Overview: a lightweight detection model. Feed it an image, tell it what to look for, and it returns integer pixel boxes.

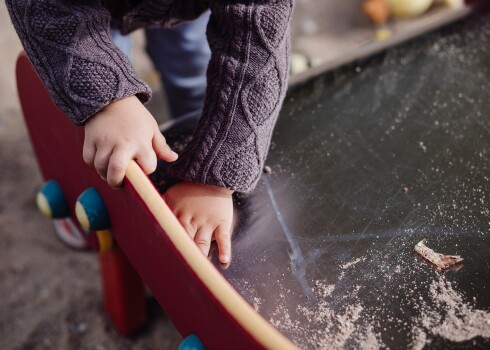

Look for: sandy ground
[0,3,182,349]
[0,1,467,349]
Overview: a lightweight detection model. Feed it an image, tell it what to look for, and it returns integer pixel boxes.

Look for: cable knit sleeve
[6,0,152,125]
[168,0,293,194]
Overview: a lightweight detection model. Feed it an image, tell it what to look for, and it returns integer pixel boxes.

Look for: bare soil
[0,3,182,349]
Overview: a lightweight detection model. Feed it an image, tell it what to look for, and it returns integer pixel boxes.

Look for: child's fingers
[135,148,157,175]
[82,141,96,167]
[214,224,231,264]
[93,146,114,180]
[153,132,178,162]
[194,227,213,257]
[106,147,131,188]
[181,220,197,239]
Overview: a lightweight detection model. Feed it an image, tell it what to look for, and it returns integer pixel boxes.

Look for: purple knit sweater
[6,0,292,193]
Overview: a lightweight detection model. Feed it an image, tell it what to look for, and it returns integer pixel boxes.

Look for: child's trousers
[110,11,211,119]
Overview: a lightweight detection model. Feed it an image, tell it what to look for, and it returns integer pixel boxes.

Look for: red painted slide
[16,52,296,350]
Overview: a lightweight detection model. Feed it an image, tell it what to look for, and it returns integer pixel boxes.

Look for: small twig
[414,239,463,271]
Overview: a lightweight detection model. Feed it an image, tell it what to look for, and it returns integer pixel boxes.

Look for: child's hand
[163,182,234,264]
[83,95,178,187]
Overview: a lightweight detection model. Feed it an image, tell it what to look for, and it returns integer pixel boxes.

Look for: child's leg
[145,11,211,119]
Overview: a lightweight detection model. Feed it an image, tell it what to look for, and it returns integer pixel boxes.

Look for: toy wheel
[53,218,88,250]
[178,335,205,350]
[75,187,111,231]
[36,180,70,219]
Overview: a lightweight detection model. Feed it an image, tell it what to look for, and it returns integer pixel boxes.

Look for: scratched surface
[154,12,490,350]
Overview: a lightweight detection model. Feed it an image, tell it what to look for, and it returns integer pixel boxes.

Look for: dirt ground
[0,1,466,349]
[0,3,179,350]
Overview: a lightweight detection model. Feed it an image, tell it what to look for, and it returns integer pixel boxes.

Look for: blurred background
[0,1,472,349]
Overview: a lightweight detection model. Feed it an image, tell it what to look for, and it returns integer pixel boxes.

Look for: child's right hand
[83,95,178,187]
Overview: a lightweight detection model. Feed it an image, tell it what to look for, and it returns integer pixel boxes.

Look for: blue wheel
[36,180,70,219]
[75,187,111,231]
[178,335,205,350]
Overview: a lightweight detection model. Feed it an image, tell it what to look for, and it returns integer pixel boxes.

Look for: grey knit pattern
[6,0,293,193]
[6,0,152,125]
[168,0,292,193]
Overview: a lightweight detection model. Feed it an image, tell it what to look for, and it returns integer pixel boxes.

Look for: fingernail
[168,150,178,159]
[221,255,229,263]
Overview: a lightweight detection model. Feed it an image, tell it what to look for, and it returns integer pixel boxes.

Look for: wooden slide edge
[125,161,297,350]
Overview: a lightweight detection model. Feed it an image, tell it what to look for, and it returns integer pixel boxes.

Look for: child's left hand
[163,182,234,264]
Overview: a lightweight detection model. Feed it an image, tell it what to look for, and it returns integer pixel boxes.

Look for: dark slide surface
[155,12,490,349]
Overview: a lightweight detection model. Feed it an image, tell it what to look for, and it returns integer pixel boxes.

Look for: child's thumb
[153,132,178,162]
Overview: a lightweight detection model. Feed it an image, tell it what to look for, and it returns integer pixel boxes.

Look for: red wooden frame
[16,53,296,349]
